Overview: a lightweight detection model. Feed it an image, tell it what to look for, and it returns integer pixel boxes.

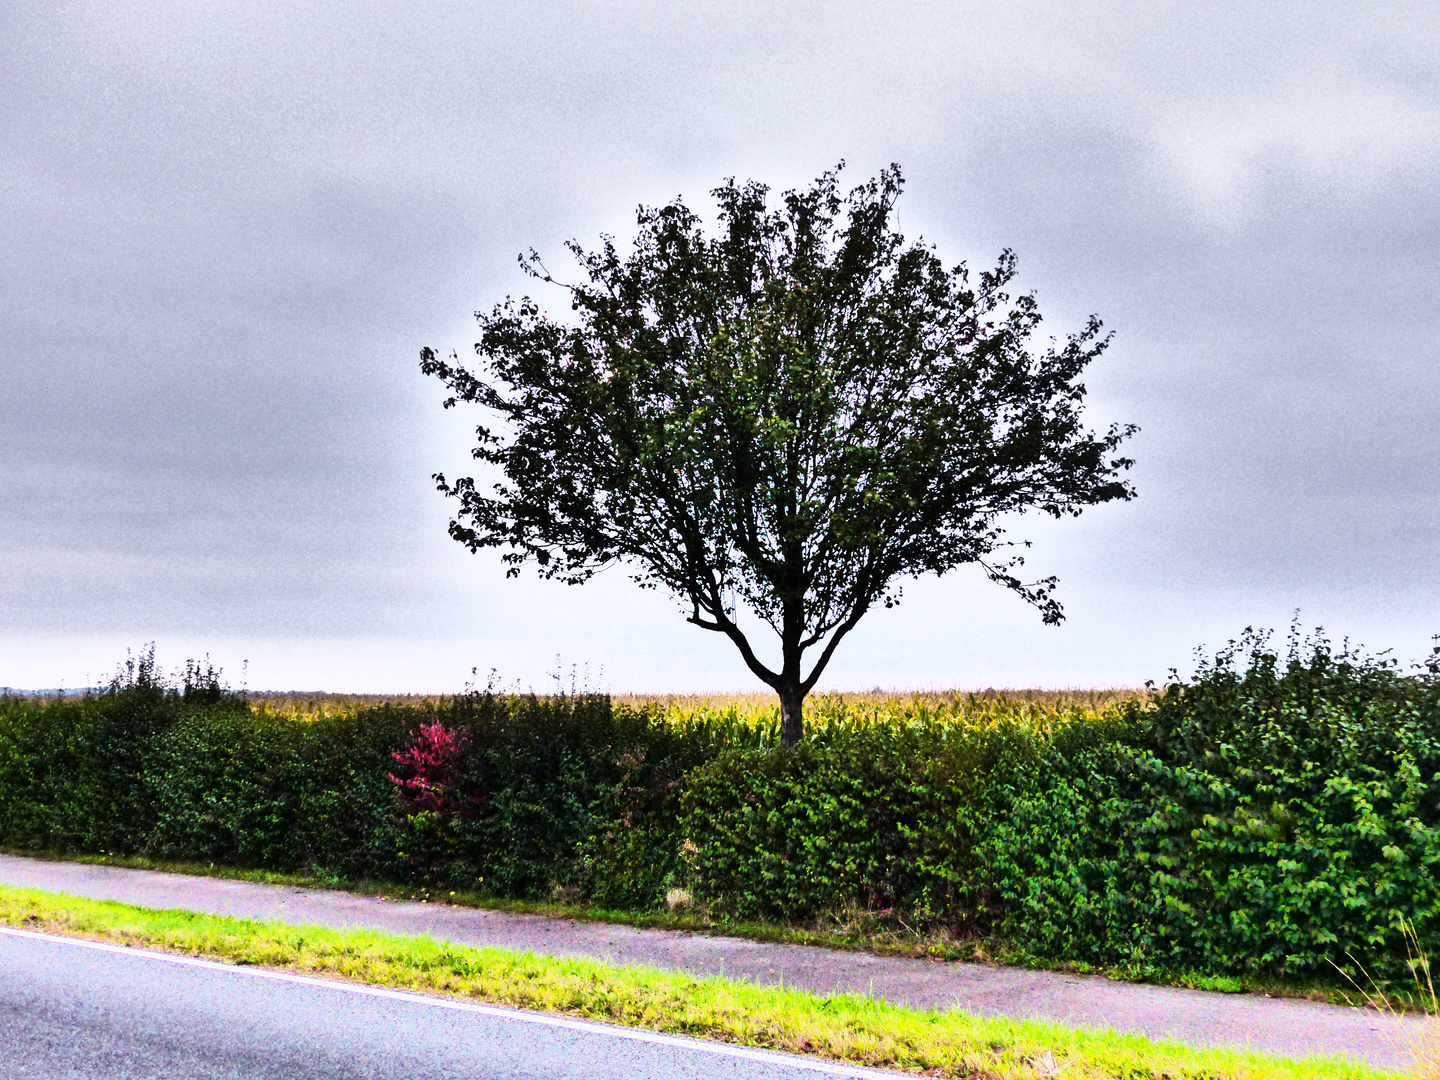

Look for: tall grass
[1338,922,1440,1079]
[247,692,440,720]
[612,688,1143,750]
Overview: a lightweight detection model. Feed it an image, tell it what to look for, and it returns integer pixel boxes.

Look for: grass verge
[5,846,1412,1012]
[0,883,1403,1080]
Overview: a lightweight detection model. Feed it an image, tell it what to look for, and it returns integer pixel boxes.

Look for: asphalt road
[0,926,898,1080]
[0,854,1422,1071]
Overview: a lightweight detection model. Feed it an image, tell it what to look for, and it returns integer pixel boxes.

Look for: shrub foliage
[1,630,1436,979]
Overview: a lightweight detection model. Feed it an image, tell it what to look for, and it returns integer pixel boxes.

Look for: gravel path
[0,854,1420,1071]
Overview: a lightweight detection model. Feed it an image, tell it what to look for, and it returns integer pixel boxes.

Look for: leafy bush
[1109,631,1440,976]
[679,632,1440,979]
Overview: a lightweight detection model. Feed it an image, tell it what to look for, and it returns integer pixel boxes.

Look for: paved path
[0,926,891,1079]
[0,854,1420,1071]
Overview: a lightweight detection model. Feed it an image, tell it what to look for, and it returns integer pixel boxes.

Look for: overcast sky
[3,1,1437,693]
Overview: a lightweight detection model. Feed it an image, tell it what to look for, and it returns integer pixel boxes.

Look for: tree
[421,165,1137,745]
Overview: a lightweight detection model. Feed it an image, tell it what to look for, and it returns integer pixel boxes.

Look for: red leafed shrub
[388,718,484,820]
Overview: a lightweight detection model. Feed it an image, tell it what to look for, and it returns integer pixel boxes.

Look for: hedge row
[1,632,1437,979]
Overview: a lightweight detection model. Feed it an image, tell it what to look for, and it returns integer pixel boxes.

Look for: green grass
[9,846,1409,1012]
[0,883,1402,1080]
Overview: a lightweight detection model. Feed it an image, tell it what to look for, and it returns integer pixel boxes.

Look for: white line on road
[0,925,902,1078]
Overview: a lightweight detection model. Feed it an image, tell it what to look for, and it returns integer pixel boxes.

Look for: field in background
[246,687,1145,721]
[10,684,1146,718]
[244,691,436,718]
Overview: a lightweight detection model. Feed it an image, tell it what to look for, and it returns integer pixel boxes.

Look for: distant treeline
[1,688,105,698]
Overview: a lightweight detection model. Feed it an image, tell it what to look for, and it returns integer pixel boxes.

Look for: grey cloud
[3,0,1437,687]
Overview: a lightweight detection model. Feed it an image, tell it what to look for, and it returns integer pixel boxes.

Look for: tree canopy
[422,165,1136,743]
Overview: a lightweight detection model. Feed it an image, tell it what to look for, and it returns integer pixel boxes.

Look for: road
[0,854,1421,1071]
[0,926,897,1080]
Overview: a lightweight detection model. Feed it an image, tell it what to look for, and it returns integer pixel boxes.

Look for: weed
[1335,921,1440,1078]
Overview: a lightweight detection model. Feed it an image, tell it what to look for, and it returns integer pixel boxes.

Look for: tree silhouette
[422,165,1137,743]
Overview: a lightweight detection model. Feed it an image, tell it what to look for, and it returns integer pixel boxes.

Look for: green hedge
[1,632,1436,980]
[0,690,410,878]
[0,689,703,897]
[680,635,1440,978]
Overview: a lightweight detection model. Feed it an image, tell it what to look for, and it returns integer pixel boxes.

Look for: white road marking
[0,924,902,1078]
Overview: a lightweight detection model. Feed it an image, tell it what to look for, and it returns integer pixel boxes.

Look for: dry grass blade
[1333,921,1437,1078]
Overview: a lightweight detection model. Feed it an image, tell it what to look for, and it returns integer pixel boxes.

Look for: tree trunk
[778,682,805,747]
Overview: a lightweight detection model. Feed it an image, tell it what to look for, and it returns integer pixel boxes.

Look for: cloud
[2,0,1437,689]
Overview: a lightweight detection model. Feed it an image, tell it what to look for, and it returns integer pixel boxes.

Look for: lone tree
[422,165,1136,744]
